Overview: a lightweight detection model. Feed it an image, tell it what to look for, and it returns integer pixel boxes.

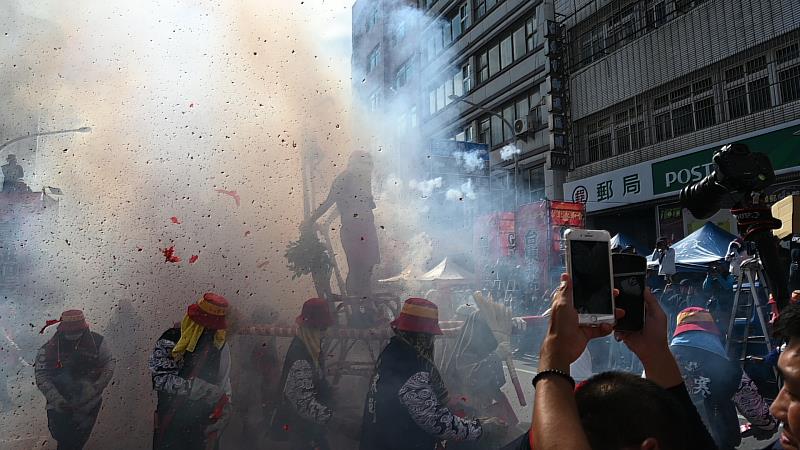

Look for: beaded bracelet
[532,369,575,389]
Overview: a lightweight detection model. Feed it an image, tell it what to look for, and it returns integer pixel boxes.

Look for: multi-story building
[559,0,800,246]
[352,0,566,216]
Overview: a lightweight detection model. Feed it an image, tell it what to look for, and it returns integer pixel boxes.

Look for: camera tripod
[725,255,776,361]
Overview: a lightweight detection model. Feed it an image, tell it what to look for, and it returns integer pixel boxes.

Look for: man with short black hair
[770,303,800,450]
[573,372,689,450]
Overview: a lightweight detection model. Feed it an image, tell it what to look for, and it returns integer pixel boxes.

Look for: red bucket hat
[674,307,720,337]
[187,293,229,330]
[296,298,334,329]
[57,309,89,333]
[391,298,442,335]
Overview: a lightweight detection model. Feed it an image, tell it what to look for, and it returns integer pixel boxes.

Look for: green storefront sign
[652,125,800,195]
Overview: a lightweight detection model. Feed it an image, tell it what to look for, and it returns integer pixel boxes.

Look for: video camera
[680,143,775,219]
[679,143,789,310]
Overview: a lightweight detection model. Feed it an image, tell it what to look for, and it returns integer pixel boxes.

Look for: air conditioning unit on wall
[514,118,528,135]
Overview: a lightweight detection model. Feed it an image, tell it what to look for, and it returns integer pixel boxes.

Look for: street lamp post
[0,127,92,154]
[449,95,520,210]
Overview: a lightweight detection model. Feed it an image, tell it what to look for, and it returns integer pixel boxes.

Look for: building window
[526,165,546,202]
[726,85,748,119]
[474,0,497,20]
[460,4,470,32]
[365,9,378,33]
[654,112,672,142]
[606,6,636,51]
[776,43,800,65]
[725,66,745,83]
[748,77,771,112]
[588,134,612,162]
[615,126,632,154]
[672,104,694,136]
[580,27,605,64]
[500,35,513,70]
[654,94,669,110]
[391,20,406,47]
[746,55,767,74]
[488,43,501,77]
[444,3,469,44]
[780,66,800,103]
[644,1,667,28]
[465,124,474,142]
[410,106,418,128]
[367,46,381,74]
[478,53,489,83]
[398,113,407,133]
[369,90,381,112]
[475,13,536,84]
[692,78,712,95]
[428,69,467,114]
[394,60,413,90]
[526,17,536,50]
[694,97,715,130]
[491,115,503,145]
[462,63,471,93]
[478,118,491,144]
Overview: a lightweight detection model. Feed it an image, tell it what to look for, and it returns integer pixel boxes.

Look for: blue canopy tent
[649,222,738,273]
[610,233,651,257]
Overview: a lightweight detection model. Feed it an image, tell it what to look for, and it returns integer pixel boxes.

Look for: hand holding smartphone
[565,229,615,326]
[612,253,647,332]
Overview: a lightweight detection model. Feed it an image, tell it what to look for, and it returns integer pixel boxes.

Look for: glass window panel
[513,26,527,60]
[491,114,503,146]
[516,97,529,121]
[500,36,513,69]
[672,104,694,136]
[727,85,748,119]
[488,44,500,76]
[453,71,463,97]
[748,77,771,112]
[780,66,800,103]
[503,105,515,140]
[694,97,716,130]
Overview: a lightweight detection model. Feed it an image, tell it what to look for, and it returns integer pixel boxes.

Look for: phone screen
[613,254,647,331]
[569,240,613,315]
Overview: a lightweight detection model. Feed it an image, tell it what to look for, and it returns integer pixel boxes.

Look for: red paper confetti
[189,255,199,264]
[215,189,241,207]
[282,424,290,432]
[170,216,181,224]
[162,246,181,263]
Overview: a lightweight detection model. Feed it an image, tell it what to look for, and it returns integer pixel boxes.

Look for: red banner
[515,202,549,294]
[549,201,585,227]
[549,201,585,253]
[473,212,516,266]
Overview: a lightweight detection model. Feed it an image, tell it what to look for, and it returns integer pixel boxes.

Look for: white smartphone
[564,229,615,326]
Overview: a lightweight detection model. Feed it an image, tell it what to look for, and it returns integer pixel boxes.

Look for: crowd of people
[24,230,800,449]
[27,273,795,450]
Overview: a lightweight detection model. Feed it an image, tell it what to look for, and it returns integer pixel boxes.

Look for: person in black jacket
[271,298,337,450]
[513,274,716,450]
[36,310,115,450]
[360,297,506,450]
[149,293,232,450]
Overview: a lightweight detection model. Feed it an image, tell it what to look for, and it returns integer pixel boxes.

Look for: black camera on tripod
[680,143,776,219]
[679,143,789,310]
